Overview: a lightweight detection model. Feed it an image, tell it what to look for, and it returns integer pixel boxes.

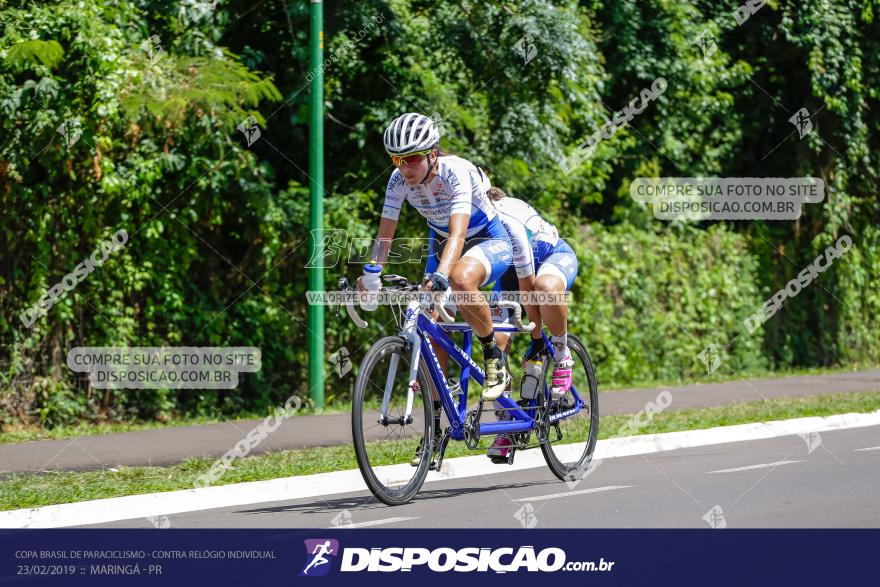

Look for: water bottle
[520,358,543,399]
[360,263,382,311]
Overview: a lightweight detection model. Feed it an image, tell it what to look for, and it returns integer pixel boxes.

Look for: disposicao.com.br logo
[300,540,614,575]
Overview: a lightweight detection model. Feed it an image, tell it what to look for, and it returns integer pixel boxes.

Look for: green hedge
[567,223,766,387]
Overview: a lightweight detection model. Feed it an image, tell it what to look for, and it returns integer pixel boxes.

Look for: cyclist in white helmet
[359,113,514,430]
[483,187,579,462]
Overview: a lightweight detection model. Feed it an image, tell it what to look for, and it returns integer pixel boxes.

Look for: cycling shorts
[425,215,513,287]
[490,239,577,323]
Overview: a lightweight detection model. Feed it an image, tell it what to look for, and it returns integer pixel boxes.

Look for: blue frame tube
[411,313,586,442]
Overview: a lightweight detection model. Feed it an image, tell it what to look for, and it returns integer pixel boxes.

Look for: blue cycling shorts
[493,238,578,293]
[425,216,513,287]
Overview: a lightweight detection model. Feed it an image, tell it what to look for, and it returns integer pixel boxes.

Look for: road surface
[84,424,880,528]
[3,369,878,476]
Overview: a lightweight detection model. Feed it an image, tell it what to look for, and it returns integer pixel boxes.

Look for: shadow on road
[236,478,555,518]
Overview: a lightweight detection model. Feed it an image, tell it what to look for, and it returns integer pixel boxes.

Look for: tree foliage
[0,0,877,427]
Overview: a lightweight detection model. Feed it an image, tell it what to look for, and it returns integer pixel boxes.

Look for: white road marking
[2,411,878,528]
[852,445,880,452]
[708,460,801,474]
[330,516,418,529]
[512,485,631,502]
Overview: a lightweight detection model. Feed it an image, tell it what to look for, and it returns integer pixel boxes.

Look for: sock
[550,332,569,361]
[526,336,546,361]
[477,332,501,360]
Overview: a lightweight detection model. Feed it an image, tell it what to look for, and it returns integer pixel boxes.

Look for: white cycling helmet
[383,113,440,155]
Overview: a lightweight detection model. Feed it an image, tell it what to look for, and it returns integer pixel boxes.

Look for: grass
[2,361,876,445]
[1,390,878,511]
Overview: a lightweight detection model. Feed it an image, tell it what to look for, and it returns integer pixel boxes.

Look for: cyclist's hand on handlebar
[422,271,450,292]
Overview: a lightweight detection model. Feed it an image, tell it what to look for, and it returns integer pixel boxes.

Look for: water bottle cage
[520,373,540,400]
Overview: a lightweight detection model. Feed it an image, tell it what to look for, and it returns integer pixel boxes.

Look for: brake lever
[336,276,368,328]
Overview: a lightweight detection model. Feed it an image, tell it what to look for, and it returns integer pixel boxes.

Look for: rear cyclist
[484,187,579,462]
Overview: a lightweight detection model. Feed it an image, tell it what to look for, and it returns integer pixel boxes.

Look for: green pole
[308,0,325,411]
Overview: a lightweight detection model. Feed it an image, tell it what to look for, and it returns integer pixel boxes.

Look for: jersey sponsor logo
[444,168,461,192]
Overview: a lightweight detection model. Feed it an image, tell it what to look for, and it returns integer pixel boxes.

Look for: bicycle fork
[378,304,422,426]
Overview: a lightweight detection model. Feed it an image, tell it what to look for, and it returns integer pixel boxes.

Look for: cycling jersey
[492,196,560,278]
[381,155,497,238]
[425,216,513,286]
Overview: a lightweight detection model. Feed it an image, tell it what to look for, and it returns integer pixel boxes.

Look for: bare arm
[370,217,398,265]
[357,218,397,291]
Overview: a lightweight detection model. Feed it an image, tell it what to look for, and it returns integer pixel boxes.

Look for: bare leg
[534,274,567,336]
[450,258,492,337]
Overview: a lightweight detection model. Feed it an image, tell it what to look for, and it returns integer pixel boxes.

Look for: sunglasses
[391,149,433,167]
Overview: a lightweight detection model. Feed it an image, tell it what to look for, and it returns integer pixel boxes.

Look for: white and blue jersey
[381,155,498,238]
[492,196,578,291]
[381,155,512,286]
[493,197,559,277]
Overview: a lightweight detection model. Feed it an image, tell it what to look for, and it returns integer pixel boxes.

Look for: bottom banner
[1,529,876,585]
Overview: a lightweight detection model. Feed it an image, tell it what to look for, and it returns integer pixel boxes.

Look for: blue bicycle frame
[408,307,586,441]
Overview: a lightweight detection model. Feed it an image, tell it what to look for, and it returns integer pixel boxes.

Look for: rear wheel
[352,336,434,505]
[539,334,599,483]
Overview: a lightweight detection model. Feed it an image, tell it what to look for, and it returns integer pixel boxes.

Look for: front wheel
[539,334,600,483]
[352,336,434,506]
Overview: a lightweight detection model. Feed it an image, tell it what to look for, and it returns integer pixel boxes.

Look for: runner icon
[303,540,335,575]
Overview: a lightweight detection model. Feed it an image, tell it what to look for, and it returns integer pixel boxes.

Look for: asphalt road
[3,369,879,476]
[85,424,880,529]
